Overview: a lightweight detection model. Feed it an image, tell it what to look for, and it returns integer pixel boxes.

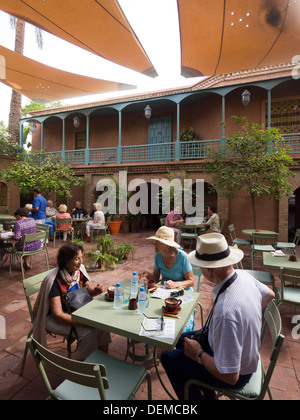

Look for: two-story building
[24,62,300,241]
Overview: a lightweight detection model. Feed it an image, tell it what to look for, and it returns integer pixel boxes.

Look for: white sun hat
[188,233,244,268]
[147,226,180,249]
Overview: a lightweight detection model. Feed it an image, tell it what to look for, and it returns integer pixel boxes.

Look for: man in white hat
[161,233,275,400]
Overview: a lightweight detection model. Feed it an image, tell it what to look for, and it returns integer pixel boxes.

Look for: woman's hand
[164,280,177,289]
[90,283,104,297]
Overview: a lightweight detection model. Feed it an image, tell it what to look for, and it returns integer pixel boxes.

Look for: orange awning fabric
[0,45,136,102]
[0,0,158,77]
[178,0,300,77]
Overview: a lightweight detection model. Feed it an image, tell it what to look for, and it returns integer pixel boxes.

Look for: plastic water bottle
[131,272,139,296]
[138,287,147,315]
[114,283,123,309]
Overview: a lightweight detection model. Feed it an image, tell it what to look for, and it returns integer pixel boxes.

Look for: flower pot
[109,221,122,235]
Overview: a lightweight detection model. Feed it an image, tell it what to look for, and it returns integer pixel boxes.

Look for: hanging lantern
[242,90,251,106]
[144,105,152,120]
[73,115,80,128]
[29,121,37,133]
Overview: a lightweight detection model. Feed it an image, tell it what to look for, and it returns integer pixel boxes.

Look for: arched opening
[288,188,300,241]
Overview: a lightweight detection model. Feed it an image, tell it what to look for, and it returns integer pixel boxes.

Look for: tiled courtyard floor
[0,230,299,400]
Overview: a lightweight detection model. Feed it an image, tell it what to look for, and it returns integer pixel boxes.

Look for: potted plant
[115,240,135,262]
[88,249,117,271]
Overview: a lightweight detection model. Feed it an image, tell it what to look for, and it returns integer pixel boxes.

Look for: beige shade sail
[0,0,158,77]
[0,45,136,102]
[178,0,300,77]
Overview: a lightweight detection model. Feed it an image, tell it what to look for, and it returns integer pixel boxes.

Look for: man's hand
[183,337,202,362]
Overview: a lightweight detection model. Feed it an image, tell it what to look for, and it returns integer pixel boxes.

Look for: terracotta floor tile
[0,231,299,400]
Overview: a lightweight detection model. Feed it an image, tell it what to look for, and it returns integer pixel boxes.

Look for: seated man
[44,200,58,240]
[71,201,88,219]
[161,233,275,400]
[165,206,184,243]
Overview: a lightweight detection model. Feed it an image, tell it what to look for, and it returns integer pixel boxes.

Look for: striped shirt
[208,270,270,376]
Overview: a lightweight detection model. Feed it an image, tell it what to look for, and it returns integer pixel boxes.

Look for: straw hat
[188,233,244,268]
[147,227,180,249]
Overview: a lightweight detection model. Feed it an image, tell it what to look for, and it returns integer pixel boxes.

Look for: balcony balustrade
[44,134,300,166]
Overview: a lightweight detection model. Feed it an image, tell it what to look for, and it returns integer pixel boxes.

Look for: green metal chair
[178,223,198,250]
[277,267,300,311]
[184,300,285,400]
[228,224,252,247]
[9,231,49,279]
[53,218,74,248]
[19,270,73,375]
[91,224,109,242]
[251,232,279,270]
[277,229,300,255]
[160,217,166,226]
[28,337,152,400]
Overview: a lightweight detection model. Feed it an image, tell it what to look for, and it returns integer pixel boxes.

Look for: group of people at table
[5,187,106,271]
[29,199,274,400]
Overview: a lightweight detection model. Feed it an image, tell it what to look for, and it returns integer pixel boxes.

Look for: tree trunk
[8,19,25,144]
[250,193,257,230]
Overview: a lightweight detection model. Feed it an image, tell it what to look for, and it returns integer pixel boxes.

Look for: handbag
[191,272,237,352]
[65,287,92,353]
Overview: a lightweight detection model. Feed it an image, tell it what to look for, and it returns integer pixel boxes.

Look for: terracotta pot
[109,221,122,235]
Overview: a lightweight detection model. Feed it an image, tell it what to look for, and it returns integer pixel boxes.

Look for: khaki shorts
[46,315,111,360]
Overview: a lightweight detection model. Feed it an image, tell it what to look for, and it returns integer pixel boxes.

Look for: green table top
[72,284,200,351]
[242,229,277,236]
[263,253,300,270]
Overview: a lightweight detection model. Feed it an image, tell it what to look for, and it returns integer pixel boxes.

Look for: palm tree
[8,17,43,143]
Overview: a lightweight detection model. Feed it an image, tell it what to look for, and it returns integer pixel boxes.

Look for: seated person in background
[141,227,194,289]
[199,205,220,233]
[71,201,88,219]
[141,226,195,332]
[24,204,33,218]
[165,206,184,243]
[33,243,111,360]
[44,200,58,240]
[85,203,105,242]
[55,204,73,242]
[14,208,41,271]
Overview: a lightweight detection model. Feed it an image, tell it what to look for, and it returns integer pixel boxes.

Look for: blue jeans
[161,330,252,400]
[44,220,55,236]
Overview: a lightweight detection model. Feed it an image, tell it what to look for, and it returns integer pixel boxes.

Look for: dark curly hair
[57,243,84,270]
[14,208,29,218]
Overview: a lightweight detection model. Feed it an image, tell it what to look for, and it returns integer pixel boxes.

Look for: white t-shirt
[208,270,270,376]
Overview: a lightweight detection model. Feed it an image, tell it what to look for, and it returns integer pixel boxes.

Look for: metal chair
[28,337,152,400]
[178,223,198,250]
[277,229,300,255]
[53,218,74,248]
[9,231,49,279]
[251,232,279,270]
[184,300,285,400]
[19,270,72,375]
[277,267,300,311]
[91,224,109,242]
[228,224,252,247]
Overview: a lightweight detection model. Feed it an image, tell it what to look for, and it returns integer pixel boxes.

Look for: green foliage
[21,100,65,117]
[0,151,86,199]
[201,117,295,228]
[179,127,199,142]
[0,121,21,157]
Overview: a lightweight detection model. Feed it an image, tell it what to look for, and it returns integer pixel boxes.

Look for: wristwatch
[197,351,205,365]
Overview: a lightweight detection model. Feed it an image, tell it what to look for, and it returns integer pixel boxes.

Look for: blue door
[148,116,172,161]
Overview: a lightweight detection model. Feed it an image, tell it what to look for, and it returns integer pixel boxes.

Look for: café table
[71,217,92,238]
[72,282,200,399]
[242,229,278,237]
[0,231,14,267]
[263,252,300,271]
[0,215,15,230]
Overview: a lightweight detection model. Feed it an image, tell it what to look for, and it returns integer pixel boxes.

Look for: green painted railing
[44,134,300,166]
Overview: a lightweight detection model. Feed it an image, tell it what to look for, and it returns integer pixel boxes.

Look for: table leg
[153,347,176,401]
